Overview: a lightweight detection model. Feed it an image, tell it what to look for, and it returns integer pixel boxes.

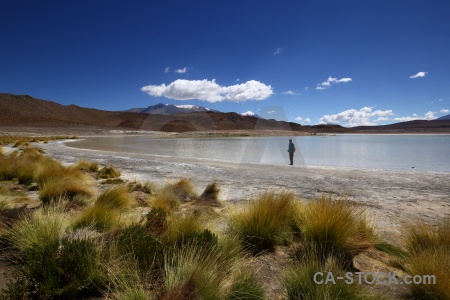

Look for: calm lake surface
[68,135,450,172]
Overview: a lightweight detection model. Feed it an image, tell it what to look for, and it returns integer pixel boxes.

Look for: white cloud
[267,110,276,114]
[409,71,427,79]
[164,67,170,73]
[316,76,352,90]
[295,117,302,121]
[274,48,283,55]
[175,67,188,74]
[304,87,309,91]
[440,108,449,113]
[303,118,311,124]
[318,107,394,127]
[141,79,273,103]
[438,99,444,102]
[393,111,437,122]
[282,90,299,95]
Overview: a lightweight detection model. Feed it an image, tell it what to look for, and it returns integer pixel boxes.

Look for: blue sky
[1,0,450,127]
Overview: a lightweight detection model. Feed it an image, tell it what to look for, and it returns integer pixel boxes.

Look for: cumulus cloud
[164,67,170,73]
[409,71,427,79]
[295,117,302,121]
[393,111,437,122]
[303,118,311,124]
[274,48,283,55]
[440,108,449,113]
[267,110,276,114]
[141,79,273,102]
[282,90,299,95]
[316,76,352,90]
[318,107,394,127]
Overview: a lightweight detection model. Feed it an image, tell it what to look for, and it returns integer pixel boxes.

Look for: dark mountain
[437,114,450,120]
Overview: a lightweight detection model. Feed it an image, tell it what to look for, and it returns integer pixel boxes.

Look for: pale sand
[40,138,450,245]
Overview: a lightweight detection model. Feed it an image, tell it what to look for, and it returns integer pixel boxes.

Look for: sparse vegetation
[0,135,448,299]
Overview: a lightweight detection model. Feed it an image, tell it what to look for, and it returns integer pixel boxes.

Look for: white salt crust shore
[40,138,450,245]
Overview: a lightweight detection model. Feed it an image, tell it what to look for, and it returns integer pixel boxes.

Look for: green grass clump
[6,206,68,254]
[98,165,121,179]
[3,237,104,299]
[403,218,450,299]
[162,243,240,300]
[146,207,169,236]
[225,270,266,300]
[230,189,298,255]
[283,255,376,300]
[295,194,375,266]
[115,224,164,274]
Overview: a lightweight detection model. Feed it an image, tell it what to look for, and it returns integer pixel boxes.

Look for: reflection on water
[68,135,450,172]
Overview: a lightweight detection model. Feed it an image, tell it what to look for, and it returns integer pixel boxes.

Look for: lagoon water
[68,134,450,172]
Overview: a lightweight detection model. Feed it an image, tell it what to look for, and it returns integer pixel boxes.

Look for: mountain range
[0,93,449,133]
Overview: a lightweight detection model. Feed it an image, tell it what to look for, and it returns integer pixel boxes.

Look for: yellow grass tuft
[161,178,198,202]
[403,218,450,299]
[74,159,99,172]
[98,165,121,179]
[230,189,298,255]
[296,194,375,266]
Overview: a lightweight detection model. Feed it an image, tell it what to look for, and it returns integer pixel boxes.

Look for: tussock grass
[0,145,4,156]
[96,186,133,210]
[295,194,375,266]
[98,165,121,179]
[229,189,298,255]
[115,223,164,274]
[75,159,99,172]
[162,243,240,300]
[225,270,266,300]
[152,189,181,211]
[73,203,121,231]
[38,164,95,204]
[283,254,378,300]
[195,181,222,207]
[6,205,68,254]
[72,186,132,231]
[161,178,198,202]
[403,218,450,299]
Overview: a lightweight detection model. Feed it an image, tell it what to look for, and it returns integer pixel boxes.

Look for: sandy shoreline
[38,138,450,245]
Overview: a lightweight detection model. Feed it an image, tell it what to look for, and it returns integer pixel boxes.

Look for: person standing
[288,139,295,165]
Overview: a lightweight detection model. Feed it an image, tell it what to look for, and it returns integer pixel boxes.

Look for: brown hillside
[0,93,148,127]
[0,94,312,133]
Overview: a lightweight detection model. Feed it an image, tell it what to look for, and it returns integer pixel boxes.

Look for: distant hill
[437,114,450,120]
[353,119,450,133]
[1,93,449,133]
